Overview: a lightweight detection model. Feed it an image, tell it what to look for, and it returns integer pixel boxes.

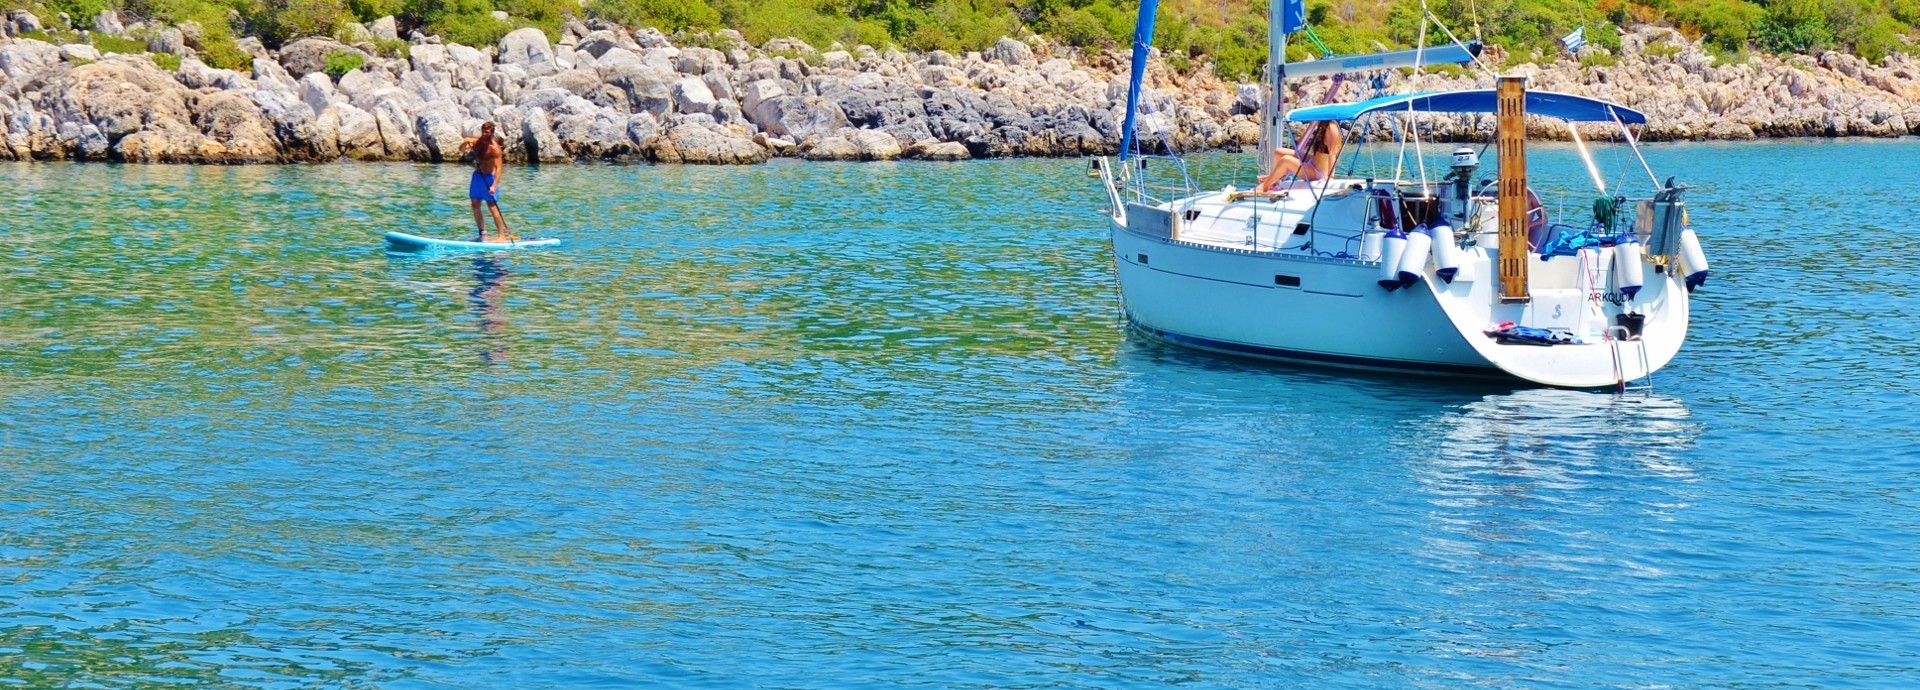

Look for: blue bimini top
[1288,89,1649,124]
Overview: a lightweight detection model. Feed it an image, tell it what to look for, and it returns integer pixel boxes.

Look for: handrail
[1118,153,1199,208]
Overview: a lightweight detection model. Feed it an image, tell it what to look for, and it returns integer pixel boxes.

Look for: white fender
[1397,225,1432,286]
[1613,236,1644,300]
[1431,223,1459,283]
[1359,230,1383,262]
[1679,227,1709,291]
[1377,228,1407,291]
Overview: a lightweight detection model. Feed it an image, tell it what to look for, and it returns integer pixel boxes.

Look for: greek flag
[1561,26,1586,53]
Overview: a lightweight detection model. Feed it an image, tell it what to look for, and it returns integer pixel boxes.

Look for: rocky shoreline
[2,11,1919,165]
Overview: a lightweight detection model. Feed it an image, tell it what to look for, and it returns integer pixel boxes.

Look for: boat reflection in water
[1110,338,1704,664]
[1423,387,1698,478]
[1110,336,1699,474]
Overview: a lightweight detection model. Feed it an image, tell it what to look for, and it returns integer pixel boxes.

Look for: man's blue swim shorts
[469,172,497,202]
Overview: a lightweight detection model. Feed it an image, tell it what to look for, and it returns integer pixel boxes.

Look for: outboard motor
[1643,177,1707,291]
[1446,146,1480,228]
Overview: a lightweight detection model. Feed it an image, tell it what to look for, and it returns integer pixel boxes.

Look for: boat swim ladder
[1606,326,1654,395]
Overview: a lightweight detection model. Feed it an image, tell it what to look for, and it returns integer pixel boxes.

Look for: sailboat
[1091,2,1710,389]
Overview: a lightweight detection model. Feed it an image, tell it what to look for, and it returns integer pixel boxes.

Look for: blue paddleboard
[385,231,562,251]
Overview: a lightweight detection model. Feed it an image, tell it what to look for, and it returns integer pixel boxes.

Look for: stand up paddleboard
[385,231,561,251]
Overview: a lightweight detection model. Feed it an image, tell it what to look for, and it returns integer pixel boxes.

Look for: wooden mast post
[1497,75,1530,303]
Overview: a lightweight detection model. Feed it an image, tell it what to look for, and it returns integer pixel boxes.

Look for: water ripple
[2,143,1918,687]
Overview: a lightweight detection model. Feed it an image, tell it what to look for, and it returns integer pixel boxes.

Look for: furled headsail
[1117,0,1161,161]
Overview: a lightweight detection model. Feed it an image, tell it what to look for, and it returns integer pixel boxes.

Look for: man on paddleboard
[458,122,514,242]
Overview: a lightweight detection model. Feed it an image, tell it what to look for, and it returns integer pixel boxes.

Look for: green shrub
[151,52,181,69]
[1707,44,1748,64]
[712,0,889,51]
[1837,13,1902,62]
[1756,0,1833,52]
[430,12,512,46]
[200,38,253,69]
[1043,5,1123,48]
[255,0,347,45]
[767,46,817,64]
[45,0,119,27]
[322,48,363,77]
[1892,0,1920,25]
[23,27,87,43]
[128,0,255,69]
[373,36,409,57]
[91,33,146,53]
[671,29,735,49]
[1644,39,1681,57]
[500,0,572,40]
[1580,49,1618,66]
[1670,0,1762,53]
[346,0,404,23]
[590,0,721,33]
[1385,0,1620,62]
[408,0,513,46]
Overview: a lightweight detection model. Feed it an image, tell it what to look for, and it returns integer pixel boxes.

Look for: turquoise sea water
[2,140,1917,687]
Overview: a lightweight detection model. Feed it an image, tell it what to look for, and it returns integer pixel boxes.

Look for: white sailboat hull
[1112,220,1501,376]
[1110,210,1691,387]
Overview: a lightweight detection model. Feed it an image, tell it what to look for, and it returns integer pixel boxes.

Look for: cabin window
[1137,253,1149,265]
[1275,274,1301,287]
[1292,223,1311,236]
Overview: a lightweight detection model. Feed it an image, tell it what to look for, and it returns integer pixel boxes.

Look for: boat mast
[1260,0,1288,176]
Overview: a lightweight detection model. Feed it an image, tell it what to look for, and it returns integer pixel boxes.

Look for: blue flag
[1283,0,1306,34]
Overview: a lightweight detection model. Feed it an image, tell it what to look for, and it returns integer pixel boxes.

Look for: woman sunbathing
[1254,122,1343,193]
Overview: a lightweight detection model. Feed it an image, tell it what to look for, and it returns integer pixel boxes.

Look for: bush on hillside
[254,0,347,46]
[1837,12,1903,61]
[409,0,513,45]
[1039,2,1128,48]
[709,0,893,51]
[1756,0,1833,51]
[346,0,405,22]
[896,0,1021,52]
[15,0,1907,78]
[499,0,570,39]
[91,33,145,53]
[323,48,364,77]
[1669,0,1763,53]
[589,0,720,33]
[373,36,409,56]
[128,0,255,69]
[42,0,119,27]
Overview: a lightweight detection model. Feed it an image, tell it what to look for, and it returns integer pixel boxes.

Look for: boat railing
[1115,153,1201,209]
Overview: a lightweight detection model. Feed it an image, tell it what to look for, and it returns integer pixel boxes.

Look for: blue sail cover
[1287,89,1649,124]
[1117,0,1159,160]
[1282,0,1305,33]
